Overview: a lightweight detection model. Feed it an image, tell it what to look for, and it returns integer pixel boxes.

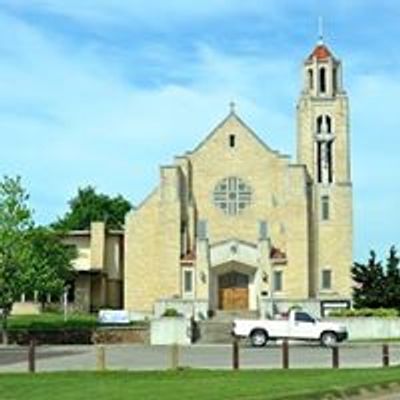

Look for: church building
[122,38,353,318]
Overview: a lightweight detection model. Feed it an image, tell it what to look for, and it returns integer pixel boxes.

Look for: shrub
[329,308,399,318]
[288,305,302,312]
[162,308,181,317]
[7,312,98,331]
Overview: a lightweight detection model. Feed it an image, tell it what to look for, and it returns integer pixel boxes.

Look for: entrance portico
[208,239,262,311]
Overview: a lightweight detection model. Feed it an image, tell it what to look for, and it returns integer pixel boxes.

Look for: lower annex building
[65,38,353,318]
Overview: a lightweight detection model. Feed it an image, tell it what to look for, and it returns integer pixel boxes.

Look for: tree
[0,176,33,343]
[383,246,400,309]
[23,227,76,308]
[52,186,132,231]
[352,247,400,310]
[352,250,386,309]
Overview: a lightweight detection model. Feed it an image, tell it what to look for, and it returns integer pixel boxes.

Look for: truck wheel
[250,329,268,347]
[320,332,337,347]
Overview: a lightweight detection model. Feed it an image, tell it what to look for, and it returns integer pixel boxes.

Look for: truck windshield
[295,312,315,323]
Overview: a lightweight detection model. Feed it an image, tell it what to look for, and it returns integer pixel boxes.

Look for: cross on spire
[318,16,324,45]
[229,101,236,114]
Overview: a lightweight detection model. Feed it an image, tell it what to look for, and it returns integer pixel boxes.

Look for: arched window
[319,67,326,93]
[316,115,323,134]
[326,116,332,133]
[316,115,332,134]
[333,68,338,92]
[308,69,313,90]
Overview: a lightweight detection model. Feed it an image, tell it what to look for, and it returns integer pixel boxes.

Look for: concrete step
[196,310,260,343]
[213,310,259,322]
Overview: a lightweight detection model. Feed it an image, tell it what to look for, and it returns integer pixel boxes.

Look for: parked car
[232,310,348,347]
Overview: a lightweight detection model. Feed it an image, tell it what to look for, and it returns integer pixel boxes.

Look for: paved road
[1,343,400,372]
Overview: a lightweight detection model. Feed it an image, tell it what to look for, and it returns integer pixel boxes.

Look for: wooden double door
[218,271,249,310]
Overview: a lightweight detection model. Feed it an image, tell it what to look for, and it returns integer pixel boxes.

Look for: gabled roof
[187,110,290,160]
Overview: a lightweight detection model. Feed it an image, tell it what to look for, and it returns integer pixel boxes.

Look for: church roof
[188,108,290,160]
[308,43,333,61]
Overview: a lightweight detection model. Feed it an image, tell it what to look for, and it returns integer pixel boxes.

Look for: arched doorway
[218,271,249,310]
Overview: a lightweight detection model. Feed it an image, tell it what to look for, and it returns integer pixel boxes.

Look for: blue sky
[0,1,399,261]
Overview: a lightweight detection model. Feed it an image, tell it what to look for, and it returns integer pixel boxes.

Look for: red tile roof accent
[180,250,196,265]
[308,44,332,60]
[270,246,287,260]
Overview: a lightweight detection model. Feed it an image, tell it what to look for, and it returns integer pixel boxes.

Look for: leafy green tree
[0,176,33,343]
[52,186,132,231]
[352,250,386,309]
[24,227,77,308]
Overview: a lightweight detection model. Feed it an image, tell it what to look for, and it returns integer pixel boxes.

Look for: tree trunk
[1,314,8,346]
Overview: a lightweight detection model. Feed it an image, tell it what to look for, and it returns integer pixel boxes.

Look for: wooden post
[96,345,106,371]
[170,343,179,370]
[232,337,239,370]
[332,346,339,369]
[282,339,289,369]
[28,338,36,373]
[383,344,390,367]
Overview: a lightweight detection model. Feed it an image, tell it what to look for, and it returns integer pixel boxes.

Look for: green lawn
[0,369,399,400]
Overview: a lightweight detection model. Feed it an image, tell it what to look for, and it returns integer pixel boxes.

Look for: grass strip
[0,368,399,400]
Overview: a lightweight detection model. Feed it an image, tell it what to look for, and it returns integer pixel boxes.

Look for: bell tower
[297,33,353,303]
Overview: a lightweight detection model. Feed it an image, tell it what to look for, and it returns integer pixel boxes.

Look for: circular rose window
[213,177,252,215]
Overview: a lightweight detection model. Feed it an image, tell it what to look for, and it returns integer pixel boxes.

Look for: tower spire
[318,16,324,45]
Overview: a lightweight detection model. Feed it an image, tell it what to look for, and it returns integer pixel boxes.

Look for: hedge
[329,308,399,318]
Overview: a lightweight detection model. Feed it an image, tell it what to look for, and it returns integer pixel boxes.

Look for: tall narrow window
[182,268,194,298]
[327,141,333,183]
[183,269,194,294]
[259,221,268,240]
[322,270,332,290]
[308,69,313,90]
[326,116,332,134]
[317,142,323,183]
[316,115,323,134]
[319,67,326,93]
[316,124,334,184]
[273,271,283,292]
[321,196,330,221]
[333,68,338,92]
[316,115,332,134]
[229,134,236,148]
[197,220,208,240]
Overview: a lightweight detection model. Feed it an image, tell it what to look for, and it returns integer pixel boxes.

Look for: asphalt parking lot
[1,342,400,372]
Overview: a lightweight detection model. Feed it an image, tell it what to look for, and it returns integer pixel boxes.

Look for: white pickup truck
[233,310,348,347]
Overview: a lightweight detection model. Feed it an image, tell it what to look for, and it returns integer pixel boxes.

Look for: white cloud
[0,3,399,260]
[0,10,297,224]
[0,0,285,28]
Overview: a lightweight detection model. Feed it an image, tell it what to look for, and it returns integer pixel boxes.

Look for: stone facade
[63,222,124,312]
[123,40,353,317]
[61,40,352,317]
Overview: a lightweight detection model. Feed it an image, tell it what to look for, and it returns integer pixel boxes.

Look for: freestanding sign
[98,310,130,325]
